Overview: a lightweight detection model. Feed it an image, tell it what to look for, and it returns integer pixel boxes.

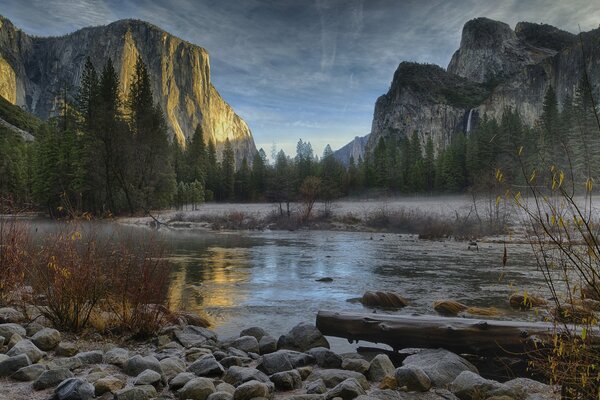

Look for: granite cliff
[0,16,256,162]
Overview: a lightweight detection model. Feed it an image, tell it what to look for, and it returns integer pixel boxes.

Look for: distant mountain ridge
[335,17,598,162]
[333,134,368,165]
[0,15,256,162]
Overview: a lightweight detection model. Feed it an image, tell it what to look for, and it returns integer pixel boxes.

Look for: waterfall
[466,108,474,133]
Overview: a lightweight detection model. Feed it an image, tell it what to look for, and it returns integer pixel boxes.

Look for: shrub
[0,216,30,306]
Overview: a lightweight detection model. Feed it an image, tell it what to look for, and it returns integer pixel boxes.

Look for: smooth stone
[258,335,277,355]
[221,356,251,368]
[94,375,125,395]
[270,369,302,390]
[7,339,45,362]
[33,368,74,390]
[277,322,329,352]
[223,366,271,386]
[160,356,186,380]
[341,358,370,374]
[297,365,314,379]
[257,350,315,375]
[25,322,45,337]
[503,378,554,396]
[307,369,369,390]
[0,307,24,323]
[307,347,342,368]
[306,378,327,394]
[56,341,79,357]
[7,333,23,349]
[216,382,236,394]
[170,371,197,389]
[54,377,95,400]
[188,354,225,376]
[31,327,61,351]
[134,368,162,386]
[48,356,83,371]
[402,349,478,387]
[325,378,366,399]
[208,391,234,400]
[104,347,129,366]
[123,354,162,376]
[114,385,158,400]
[240,327,267,341]
[288,396,326,400]
[76,350,104,365]
[0,353,31,376]
[11,363,47,381]
[368,354,395,382]
[0,323,26,343]
[395,366,431,392]
[233,380,270,400]
[231,336,260,354]
[451,371,514,400]
[178,377,216,400]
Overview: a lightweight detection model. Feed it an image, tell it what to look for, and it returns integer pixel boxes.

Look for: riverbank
[0,306,559,400]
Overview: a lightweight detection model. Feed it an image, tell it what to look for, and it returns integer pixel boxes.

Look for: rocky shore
[0,306,559,400]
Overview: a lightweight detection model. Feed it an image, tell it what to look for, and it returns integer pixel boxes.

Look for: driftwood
[316,310,589,356]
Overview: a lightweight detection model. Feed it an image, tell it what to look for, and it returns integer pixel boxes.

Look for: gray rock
[76,350,103,365]
[503,378,554,397]
[216,382,236,394]
[170,371,196,390]
[208,391,234,400]
[31,327,61,351]
[298,365,314,379]
[402,349,478,387]
[341,358,370,374]
[288,396,326,400]
[368,354,395,382]
[307,369,369,390]
[104,347,129,366]
[227,347,249,358]
[233,380,270,400]
[25,322,45,337]
[160,356,186,381]
[178,377,216,400]
[0,307,24,323]
[257,349,315,375]
[223,366,271,387]
[258,335,277,355]
[450,371,513,400]
[135,368,162,386]
[55,341,79,357]
[0,323,26,343]
[358,389,402,400]
[278,322,329,352]
[124,354,162,376]
[7,339,45,362]
[175,325,218,348]
[0,353,31,376]
[220,356,251,368]
[85,370,110,383]
[395,366,431,392]
[54,377,95,400]
[7,332,22,349]
[270,369,302,390]
[114,385,158,400]
[33,368,74,390]
[306,378,327,394]
[188,354,225,377]
[239,327,267,341]
[325,378,366,399]
[307,347,342,368]
[11,363,47,381]
[47,356,83,371]
[94,375,125,395]
[231,336,260,354]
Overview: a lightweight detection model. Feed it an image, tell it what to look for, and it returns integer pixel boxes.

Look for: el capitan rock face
[346,17,599,158]
[0,16,256,162]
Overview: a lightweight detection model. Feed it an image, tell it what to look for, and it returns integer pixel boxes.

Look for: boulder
[258,335,277,354]
[31,328,61,351]
[223,366,271,387]
[368,354,395,382]
[114,385,158,400]
[56,341,79,357]
[11,363,47,381]
[360,291,408,308]
[359,389,403,400]
[240,327,267,341]
[231,336,260,354]
[104,347,129,366]
[450,371,514,400]
[297,365,313,379]
[233,380,270,400]
[258,350,315,375]
[325,378,366,399]
[307,347,342,368]
[47,356,83,371]
[220,356,251,368]
[270,369,302,390]
[341,358,370,374]
[0,307,24,323]
[25,322,45,337]
[33,368,74,390]
[306,378,327,394]
[175,325,218,348]
[278,322,329,351]
[0,323,26,343]
[54,377,95,400]
[188,354,225,377]
[169,371,196,390]
[134,368,162,386]
[216,382,236,394]
[307,369,369,390]
[123,354,162,376]
[7,332,23,349]
[160,356,186,380]
[402,349,478,387]
[178,377,216,400]
[395,366,431,392]
[503,377,555,397]
[208,392,234,400]
[75,350,103,365]
[7,339,45,363]
[84,370,110,383]
[0,353,31,376]
[94,375,125,395]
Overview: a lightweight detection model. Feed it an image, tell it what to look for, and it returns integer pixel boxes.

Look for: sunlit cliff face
[0,56,16,104]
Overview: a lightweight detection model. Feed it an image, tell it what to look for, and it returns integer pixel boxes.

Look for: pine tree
[424,136,435,191]
[205,139,218,200]
[251,149,267,199]
[235,157,251,201]
[187,124,207,183]
[221,138,235,201]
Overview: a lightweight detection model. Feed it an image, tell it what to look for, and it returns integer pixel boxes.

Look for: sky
[2,0,600,157]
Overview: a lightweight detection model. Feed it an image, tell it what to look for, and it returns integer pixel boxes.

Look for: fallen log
[316,310,591,356]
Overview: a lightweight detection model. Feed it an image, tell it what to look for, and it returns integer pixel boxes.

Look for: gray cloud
[2,0,599,156]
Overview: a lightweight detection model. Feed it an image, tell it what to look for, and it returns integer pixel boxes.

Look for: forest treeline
[0,56,597,216]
